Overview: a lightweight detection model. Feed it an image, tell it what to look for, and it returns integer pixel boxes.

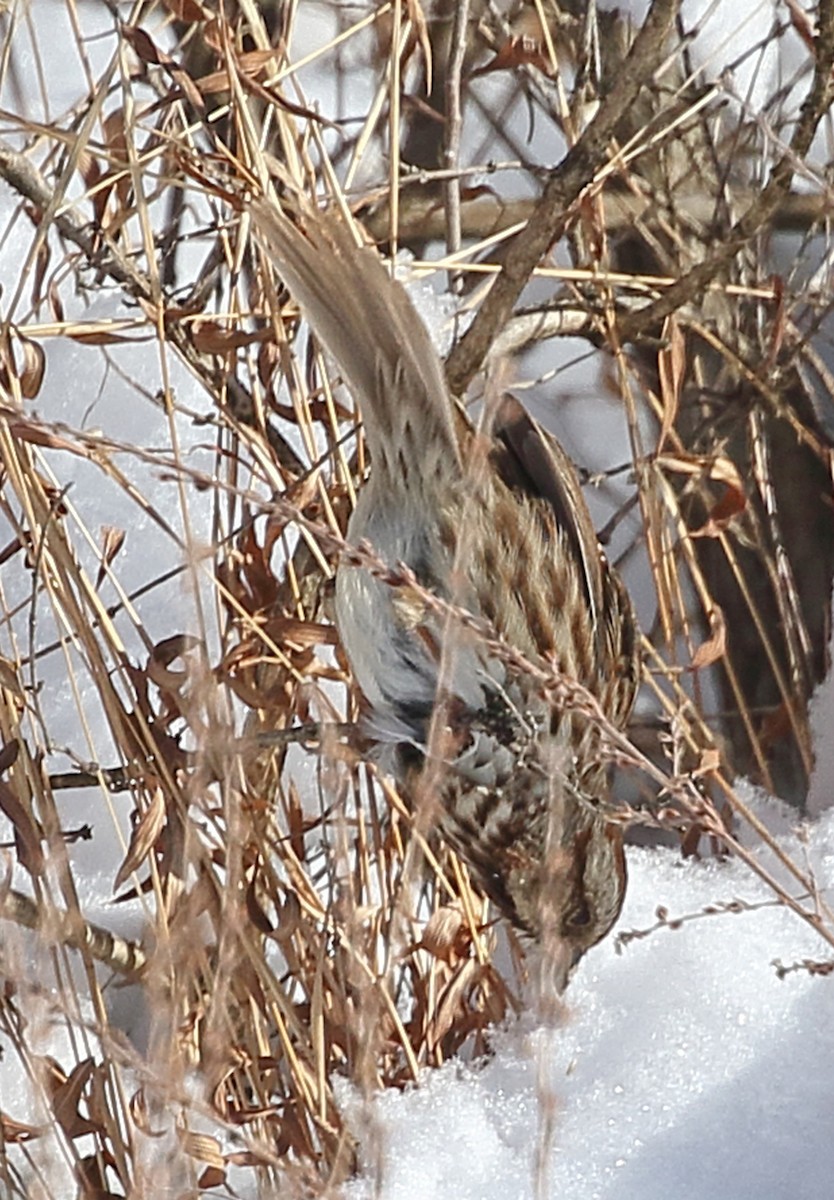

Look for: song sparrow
[252,199,639,983]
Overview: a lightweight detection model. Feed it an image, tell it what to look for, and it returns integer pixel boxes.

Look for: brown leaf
[195,49,280,96]
[429,959,482,1051]
[0,1112,43,1142]
[785,0,816,51]
[95,525,126,589]
[162,0,207,19]
[122,25,163,66]
[114,788,166,891]
[47,279,65,324]
[245,877,275,935]
[122,24,204,110]
[690,607,726,670]
[418,905,472,964]
[692,478,747,537]
[657,315,684,449]
[657,452,746,535]
[129,1088,167,1137]
[179,1130,224,1169]
[191,320,264,354]
[47,1058,99,1139]
[472,36,551,78]
[0,739,19,775]
[198,1165,227,1189]
[0,781,44,876]
[68,329,142,346]
[694,747,721,776]
[147,633,202,692]
[18,336,46,400]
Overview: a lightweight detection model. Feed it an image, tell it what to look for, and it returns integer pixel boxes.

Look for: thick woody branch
[0,885,147,978]
[618,3,834,341]
[362,188,829,247]
[443,0,680,395]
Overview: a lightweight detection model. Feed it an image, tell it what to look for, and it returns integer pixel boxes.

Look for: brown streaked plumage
[252,198,639,987]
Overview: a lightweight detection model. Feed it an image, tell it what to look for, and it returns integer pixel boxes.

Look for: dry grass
[0,1,832,1195]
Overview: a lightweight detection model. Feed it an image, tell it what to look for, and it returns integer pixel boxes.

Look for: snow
[342,806,834,1200]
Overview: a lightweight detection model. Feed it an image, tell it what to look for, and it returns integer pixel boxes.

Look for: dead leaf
[690,607,726,670]
[0,658,24,701]
[114,788,165,891]
[0,739,19,775]
[147,633,202,692]
[429,959,482,1051]
[657,315,684,449]
[68,329,143,346]
[0,1112,43,1142]
[122,25,163,67]
[785,0,816,50]
[657,452,746,535]
[472,36,551,77]
[191,320,264,354]
[198,1165,227,1189]
[162,0,208,19]
[179,1129,224,1169]
[0,781,44,876]
[45,1057,99,1139]
[96,525,125,589]
[691,478,747,537]
[195,49,280,96]
[18,336,46,399]
[418,905,472,964]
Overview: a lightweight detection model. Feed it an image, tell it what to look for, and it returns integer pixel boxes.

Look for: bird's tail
[250,198,461,488]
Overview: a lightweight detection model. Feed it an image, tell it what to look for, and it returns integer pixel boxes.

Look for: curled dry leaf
[68,327,144,346]
[0,780,44,877]
[245,876,275,935]
[129,1088,167,1138]
[178,1129,225,1169]
[101,109,131,220]
[0,738,19,775]
[690,606,726,670]
[428,959,484,1052]
[191,320,266,353]
[418,904,472,964]
[147,633,202,692]
[0,1113,43,1142]
[472,35,551,78]
[121,24,204,110]
[45,1057,99,1140]
[657,451,747,535]
[195,49,282,96]
[95,525,126,589]
[162,0,208,20]
[271,887,302,942]
[0,334,45,400]
[0,657,24,702]
[198,1165,228,1190]
[657,314,684,450]
[114,788,166,891]
[17,336,46,399]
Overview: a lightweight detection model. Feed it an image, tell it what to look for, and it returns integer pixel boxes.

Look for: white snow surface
[342,800,834,1200]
